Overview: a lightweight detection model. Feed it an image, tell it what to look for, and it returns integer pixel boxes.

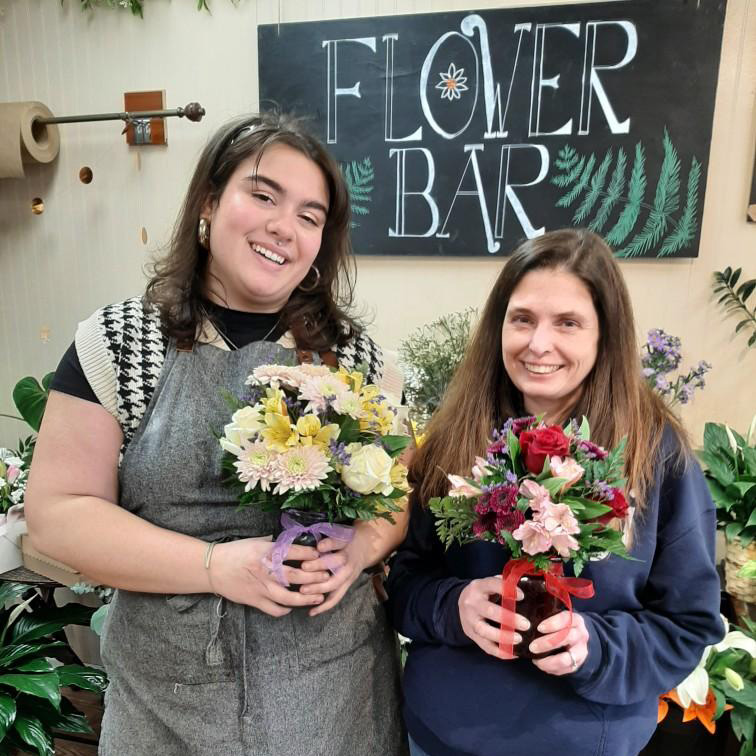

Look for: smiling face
[202,143,330,312]
[501,268,600,422]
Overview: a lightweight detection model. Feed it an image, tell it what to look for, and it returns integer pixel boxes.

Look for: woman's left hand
[297,532,370,616]
[528,610,589,676]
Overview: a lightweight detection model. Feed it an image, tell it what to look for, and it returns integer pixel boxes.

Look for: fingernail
[513,633,522,644]
[517,618,530,631]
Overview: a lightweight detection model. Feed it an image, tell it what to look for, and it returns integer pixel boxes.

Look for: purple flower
[328,440,352,466]
[474,483,524,542]
[577,440,608,460]
[591,480,613,500]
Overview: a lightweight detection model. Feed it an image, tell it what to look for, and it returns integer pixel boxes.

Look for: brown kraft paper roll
[0,101,60,178]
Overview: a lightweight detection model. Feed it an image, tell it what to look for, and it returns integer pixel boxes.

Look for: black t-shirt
[51,302,285,406]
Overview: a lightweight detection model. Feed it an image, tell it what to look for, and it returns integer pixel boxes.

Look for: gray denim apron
[99,338,406,756]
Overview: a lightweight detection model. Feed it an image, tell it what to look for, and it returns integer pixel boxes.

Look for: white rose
[220,406,264,456]
[341,444,394,496]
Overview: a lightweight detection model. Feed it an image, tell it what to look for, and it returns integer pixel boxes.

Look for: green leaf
[12,377,51,433]
[380,435,410,456]
[337,416,360,444]
[90,605,109,636]
[541,478,568,496]
[10,603,95,644]
[732,704,756,744]
[0,583,33,610]
[700,450,736,488]
[0,642,66,669]
[727,522,745,542]
[578,416,590,441]
[0,674,61,710]
[571,498,612,519]
[726,680,756,709]
[55,664,108,693]
[0,693,16,740]
[10,659,55,674]
[12,713,54,756]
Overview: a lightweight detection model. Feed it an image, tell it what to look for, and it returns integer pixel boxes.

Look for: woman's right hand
[458,576,528,659]
[208,537,331,616]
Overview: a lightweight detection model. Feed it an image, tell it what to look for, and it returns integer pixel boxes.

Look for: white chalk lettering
[383,34,423,142]
[388,147,440,237]
[322,37,377,144]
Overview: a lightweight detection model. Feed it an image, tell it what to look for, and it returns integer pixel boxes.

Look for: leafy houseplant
[699,419,756,546]
[0,582,108,755]
[699,418,756,616]
[713,268,756,349]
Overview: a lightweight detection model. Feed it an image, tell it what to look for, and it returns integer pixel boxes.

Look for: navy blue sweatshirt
[386,432,724,756]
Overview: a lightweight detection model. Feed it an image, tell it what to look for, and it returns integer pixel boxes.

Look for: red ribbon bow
[498,558,595,656]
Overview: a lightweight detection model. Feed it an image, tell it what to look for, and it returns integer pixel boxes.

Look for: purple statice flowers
[641,328,711,406]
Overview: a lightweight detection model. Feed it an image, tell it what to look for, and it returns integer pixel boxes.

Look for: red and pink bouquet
[430,416,632,656]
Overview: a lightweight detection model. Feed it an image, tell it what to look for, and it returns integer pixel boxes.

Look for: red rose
[598,489,629,524]
[518,425,571,475]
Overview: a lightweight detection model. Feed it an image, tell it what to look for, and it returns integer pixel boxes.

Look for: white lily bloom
[675,614,748,708]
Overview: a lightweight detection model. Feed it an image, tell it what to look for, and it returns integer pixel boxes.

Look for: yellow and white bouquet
[219,363,411,525]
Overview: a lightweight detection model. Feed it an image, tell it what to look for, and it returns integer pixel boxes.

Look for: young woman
[25,113,408,755]
[386,229,723,756]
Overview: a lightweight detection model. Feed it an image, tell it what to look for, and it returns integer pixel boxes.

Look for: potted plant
[0,581,108,755]
[656,614,756,756]
[699,418,756,617]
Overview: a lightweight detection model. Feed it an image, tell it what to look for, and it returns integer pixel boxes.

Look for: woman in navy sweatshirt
[386,229,723,756]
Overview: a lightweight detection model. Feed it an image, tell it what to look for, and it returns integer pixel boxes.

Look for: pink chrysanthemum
[272,446,332,495]
[235,441,276,492]
[473,483,524,542]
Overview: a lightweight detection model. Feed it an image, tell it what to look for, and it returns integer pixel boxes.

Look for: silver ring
[566,648,578,671]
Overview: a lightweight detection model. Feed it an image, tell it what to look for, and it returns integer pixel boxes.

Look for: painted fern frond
[554,145,579,172]
[589,148,627,233]
[551,151,586,188]
[342,157,374,228]
[657,157,702,257]
[557,154,596,208]
[574,149,613,223]
[605,143,646,247]
[617,129,681,257]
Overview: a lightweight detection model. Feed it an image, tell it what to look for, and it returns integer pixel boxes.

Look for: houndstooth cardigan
[74,297,403,450]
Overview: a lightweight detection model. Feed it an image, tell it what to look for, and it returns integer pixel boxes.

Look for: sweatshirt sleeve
[385,501,473,647]
[568,457,724,705]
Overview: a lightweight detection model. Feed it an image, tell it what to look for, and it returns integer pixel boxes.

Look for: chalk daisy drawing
[435,63,469,101]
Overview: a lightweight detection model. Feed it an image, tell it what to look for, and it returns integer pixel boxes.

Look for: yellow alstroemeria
[261,387,288,416]
[295,415,340,449]
[360,399,395,435]
[262,412,298,452]
[337,367,364,394]
[390,461,409,491]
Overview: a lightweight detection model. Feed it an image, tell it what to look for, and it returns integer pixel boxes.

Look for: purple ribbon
[265,513,354,586]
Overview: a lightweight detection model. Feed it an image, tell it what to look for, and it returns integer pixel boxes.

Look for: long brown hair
[411,229,688,514]
[144,111,358,350]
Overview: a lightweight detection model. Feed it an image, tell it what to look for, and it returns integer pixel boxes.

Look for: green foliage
[549,129,703,258]
[342,157,374,228]
[429,496,478,549]
[68,0,220,16]
[0,585,107,754]
[713,267,756,349]
[398,309,477,427]
[699,419,756,544]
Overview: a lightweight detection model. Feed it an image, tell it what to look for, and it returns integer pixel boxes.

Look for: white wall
[0,0,754,449]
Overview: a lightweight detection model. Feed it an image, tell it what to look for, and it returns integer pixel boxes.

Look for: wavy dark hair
[411,229,688,517]
[144,111,358,350]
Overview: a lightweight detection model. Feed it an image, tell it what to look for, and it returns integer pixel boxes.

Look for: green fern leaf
[574,149,613,223]
[557,154,596,208]
[605,143,646,247]
[551,154,586,188]
[657,156,701,257]
[589,148,627,233]
[617,129,681,257]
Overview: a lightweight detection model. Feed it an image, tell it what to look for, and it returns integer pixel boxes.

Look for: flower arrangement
[430,417,631,574]
[641,328,711,406]
[699,417,756,545]
[0,446,29,513]
[658,615,756,752]
[219,363,411,524]
[430,417,631,656]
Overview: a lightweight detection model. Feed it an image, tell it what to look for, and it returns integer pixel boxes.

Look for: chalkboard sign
[259,0,726,257]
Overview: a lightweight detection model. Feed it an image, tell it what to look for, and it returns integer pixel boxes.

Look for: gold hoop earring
[198,218,210,249]
[298,265,321,293]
